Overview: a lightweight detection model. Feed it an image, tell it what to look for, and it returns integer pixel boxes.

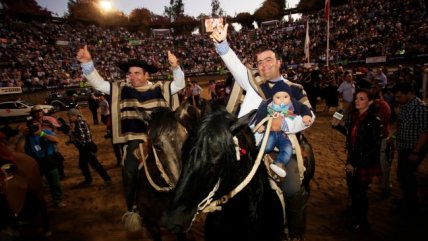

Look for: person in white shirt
[337,72,356,119]
[76,45,185,213]
[210,24,315,240]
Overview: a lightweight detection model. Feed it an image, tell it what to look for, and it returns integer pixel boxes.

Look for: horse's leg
[284,187,308,240]
[0,196,20,240]
[36,192,51,237]
[281,157,309,240]
[145,222,162,241]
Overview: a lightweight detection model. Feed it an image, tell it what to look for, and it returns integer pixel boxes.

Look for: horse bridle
[138,124,188,192]
[184,116,275,232]
[137,143,175,192]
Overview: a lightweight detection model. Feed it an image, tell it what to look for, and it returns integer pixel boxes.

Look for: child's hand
[302,115,312,126]
[257,125,265,133]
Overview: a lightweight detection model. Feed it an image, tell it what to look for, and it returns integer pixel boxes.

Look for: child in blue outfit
[255,81,313,177]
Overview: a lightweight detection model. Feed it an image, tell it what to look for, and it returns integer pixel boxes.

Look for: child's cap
[271,81,291,96]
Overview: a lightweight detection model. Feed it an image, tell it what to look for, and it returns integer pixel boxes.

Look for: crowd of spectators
[0,0,427,89]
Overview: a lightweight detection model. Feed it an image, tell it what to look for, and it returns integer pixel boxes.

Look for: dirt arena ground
[9,99,428,241]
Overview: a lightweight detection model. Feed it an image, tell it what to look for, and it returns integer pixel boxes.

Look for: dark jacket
[88,96,99,111]
[335,105,383,168]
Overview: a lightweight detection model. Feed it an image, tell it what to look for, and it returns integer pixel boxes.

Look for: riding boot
[113,143,122,166]
[123,141,141,212]
[123,167,138,212]
[285,187,308,239]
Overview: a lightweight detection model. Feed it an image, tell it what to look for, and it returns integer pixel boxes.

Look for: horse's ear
[134,107,151,126]
[200,100,212,116]
[230,110,255,135]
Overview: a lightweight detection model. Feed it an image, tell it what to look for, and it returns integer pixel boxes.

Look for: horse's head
[162,108,257,233]
[174,101,201,136]
[144,107,189,185]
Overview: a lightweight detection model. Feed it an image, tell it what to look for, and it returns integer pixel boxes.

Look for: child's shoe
[269,163,287,178]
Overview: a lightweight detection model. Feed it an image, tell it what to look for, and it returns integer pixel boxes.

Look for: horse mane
[189,107,236,183]
[147,107,179,141]
[174,102,200,135]
[164,108,284,240]
[189,108,268,219]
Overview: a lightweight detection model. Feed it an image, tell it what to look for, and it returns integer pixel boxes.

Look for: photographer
[24,119,66,208]
[31,105,66,179]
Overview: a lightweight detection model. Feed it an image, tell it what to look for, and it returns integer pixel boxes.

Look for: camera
[26,116,40,134]
[30,123,40,133]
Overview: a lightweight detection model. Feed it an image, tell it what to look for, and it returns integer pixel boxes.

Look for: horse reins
[138,144,175,192]
[140,124,188,192]
[189,115,294,233]
[195,116,273,214]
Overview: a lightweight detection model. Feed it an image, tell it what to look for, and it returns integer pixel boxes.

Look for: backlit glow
[99,1,112,12]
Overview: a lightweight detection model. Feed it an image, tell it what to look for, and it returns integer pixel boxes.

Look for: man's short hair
[255,46,280,61]
[392,82,414,94]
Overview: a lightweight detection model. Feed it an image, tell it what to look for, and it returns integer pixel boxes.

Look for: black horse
[129,105,199,241]
[162,108,284,241]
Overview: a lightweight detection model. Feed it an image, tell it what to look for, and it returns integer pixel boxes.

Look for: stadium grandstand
[0,0,427,100]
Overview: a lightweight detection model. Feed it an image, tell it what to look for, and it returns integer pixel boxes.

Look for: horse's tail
[122,211,143,232]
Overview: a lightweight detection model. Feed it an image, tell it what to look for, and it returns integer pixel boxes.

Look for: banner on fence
[0,87,22,95]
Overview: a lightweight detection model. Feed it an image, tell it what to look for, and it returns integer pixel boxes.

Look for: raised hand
[210,23,229,43]
[76,45,92,63]
[168,50,178,69]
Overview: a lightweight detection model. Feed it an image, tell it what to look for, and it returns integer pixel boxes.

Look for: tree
[297,0,349,12]
[211,0,224,17]
[150,14,170,29]
[164,0,184,22]
[172,15,199,35]
[274,0,286,13]
[2,0,52,20]
[67,0,102,23]
[129,8,152,32]
[67,0,128,27]
[253,0,282,22]
[234,12,254,29]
